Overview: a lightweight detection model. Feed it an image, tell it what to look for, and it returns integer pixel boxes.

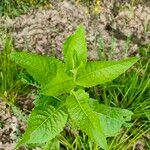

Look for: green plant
[11,25,139,149]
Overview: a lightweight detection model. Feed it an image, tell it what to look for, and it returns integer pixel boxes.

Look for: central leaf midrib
[29,105,65,137]
[77,63,126,81]
[72,92,98,131]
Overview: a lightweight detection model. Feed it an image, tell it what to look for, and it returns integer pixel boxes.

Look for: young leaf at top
[11,51,64,86]
[63,25,87,71]
[89,98,133,137]
[16,104,68,149]
[66,90,107,149]
[76,57,139,87]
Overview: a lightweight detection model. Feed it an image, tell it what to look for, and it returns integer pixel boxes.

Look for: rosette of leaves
[11,25,139,149]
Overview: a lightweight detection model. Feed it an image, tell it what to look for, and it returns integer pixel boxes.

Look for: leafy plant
[11,25,139,149]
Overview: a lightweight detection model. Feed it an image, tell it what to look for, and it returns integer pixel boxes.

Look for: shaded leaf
[41,72,75,96]
[33,95,62,108]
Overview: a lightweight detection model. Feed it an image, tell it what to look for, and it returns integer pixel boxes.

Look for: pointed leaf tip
[76,57,140,87]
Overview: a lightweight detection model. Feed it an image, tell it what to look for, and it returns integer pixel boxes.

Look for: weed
[11,25,139,150]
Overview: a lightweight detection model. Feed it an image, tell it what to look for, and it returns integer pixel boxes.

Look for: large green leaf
[11,51,64,86]
[76,57,139,87]
[41,72,75,96]
[63,25,87,70]
[16,104,68,148]
[89,98,133,137]
[66,90,107,149]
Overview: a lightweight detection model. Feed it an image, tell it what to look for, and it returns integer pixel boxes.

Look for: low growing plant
[11,25,139,149]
